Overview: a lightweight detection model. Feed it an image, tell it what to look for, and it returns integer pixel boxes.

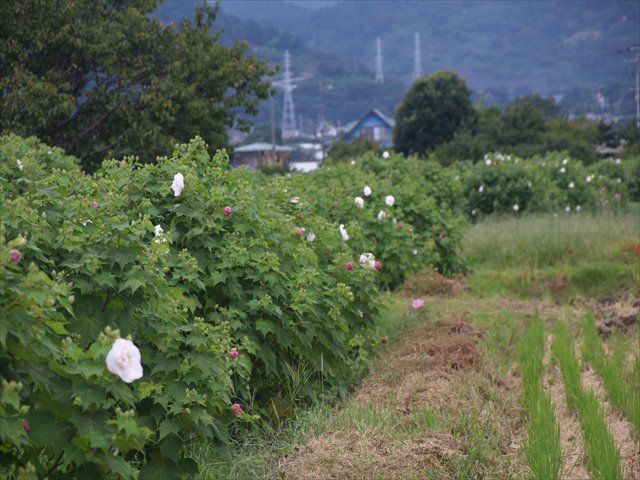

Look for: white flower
[377,210,387,220]
[106,338,143,383]
[357,309,364,318]
[385,195,395,207]
[586,175,592,183]
[506,155,511,161]
[471,209,477,216]
[350,160,356,166]
[454,175,460,181]
[17,160,23,171]
[382,151,390,159]
[171,173,184,197]
[392,218,397,224]
[497,153,503,161]
[47,150,52,155]
[359,252,376,269]
[485,158,492,165]
[562,158,568,165]
[568,182,574,189]
[484,154,489,161]
[339,224,349,241]
[478,185,484,193]
[307,232,316,242]
[527,181,532,188]
[514,158,519,164]
[615,158,621,164]
[513,204,519,212]
[565,206,571,213]
[560,167,566,174]
[616,178,622,183]
[154,225,164,236]
[81,219,92,226]
[354,196,364,208]
[290,196,300,204]
[363,185,372,197]
[576,205,581,212]
[412,249,418,256]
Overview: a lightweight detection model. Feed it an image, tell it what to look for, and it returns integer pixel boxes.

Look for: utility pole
[413,32,422,81]
[270,93,276,162]
[375,37,384,84]
[634,46,640,130]
[281,50,297,135]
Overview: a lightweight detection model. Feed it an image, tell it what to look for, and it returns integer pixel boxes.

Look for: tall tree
[393,71,477,155]
[0,0,272,171]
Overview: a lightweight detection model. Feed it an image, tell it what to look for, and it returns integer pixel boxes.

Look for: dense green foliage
[287,151,466,288]
[327,138,382,162]
[0,1,271,171]
[432,96,611,165]
[0,134,394,478]
[394,71,477,155]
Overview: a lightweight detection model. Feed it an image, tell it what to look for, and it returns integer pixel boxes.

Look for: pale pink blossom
[229,347,238,360]
[106,338,143,383]
[224,206,232,217]
[9,249,21,264]
[232,403,243,416]
[412,299,425,309]
[385,195,395,207]
[171,173,184,197]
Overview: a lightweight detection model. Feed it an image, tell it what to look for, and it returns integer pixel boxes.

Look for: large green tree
[0,0,272,171]
[393,71,477,155]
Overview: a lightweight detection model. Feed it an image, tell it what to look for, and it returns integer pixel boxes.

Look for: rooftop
[234,142,294,153]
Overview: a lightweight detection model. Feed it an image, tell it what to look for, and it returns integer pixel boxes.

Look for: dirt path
[543,334,590,480]
[279,297,527,479]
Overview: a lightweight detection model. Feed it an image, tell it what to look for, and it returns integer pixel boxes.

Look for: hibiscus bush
[285,151,466,288]
[461,152,634,218]
[0,135,383,478]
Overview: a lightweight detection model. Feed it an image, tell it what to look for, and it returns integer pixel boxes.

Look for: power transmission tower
[633,46,640,129]
[413,32,422,81]
[281,50,297,135]
[375,37,384,84]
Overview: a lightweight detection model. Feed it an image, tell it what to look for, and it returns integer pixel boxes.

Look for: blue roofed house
[343,108,395,147]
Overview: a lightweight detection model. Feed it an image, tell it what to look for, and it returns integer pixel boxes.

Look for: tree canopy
[393,71,477,156]
[0,0,272,171]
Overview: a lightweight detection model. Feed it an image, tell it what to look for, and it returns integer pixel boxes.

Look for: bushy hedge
[284,152,467,288]
[0,135,386,478]
[460,152,638,218]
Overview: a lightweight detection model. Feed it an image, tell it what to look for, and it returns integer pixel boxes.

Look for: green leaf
[158,418,182,441]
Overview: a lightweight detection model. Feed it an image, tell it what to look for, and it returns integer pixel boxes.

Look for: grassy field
[196,209,640,479]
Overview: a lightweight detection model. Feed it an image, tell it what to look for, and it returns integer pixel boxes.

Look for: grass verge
[552,322,622,480]
[519,318,562,479]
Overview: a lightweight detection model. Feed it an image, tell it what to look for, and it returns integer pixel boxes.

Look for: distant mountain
[156,0,639,131]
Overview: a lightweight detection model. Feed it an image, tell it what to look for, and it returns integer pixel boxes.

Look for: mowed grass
[465,206,640,300]
[519,319,562,480]
[552,322,622,480]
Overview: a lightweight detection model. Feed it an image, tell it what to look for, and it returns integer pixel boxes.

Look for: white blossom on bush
[382,151,389,159]
[359,252,376,269]
[339,224,349,241]
[560,167,566,174]
[385,195,395,207]
[17,159,23,171]
[576,205,581,212]
[350,160,356,166]
[568,182,575,189]
[354,196,364,208]
[106,338,143,383]
[363,186,372,197]
[307,232,316,242]
[377,210,387,220]
[171,173,184,197]
[478,185,484,193]
[513,204,519,212]
[562,158,568,165]
[290,196,300,204]
[565,206,571,213]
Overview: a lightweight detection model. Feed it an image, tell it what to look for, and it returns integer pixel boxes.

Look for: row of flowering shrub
[0,135,387,478]
[282,152,467,289]
[459,151,639,218]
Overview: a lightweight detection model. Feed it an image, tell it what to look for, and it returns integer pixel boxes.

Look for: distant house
[343,108,395,147]
[232,142,293,169]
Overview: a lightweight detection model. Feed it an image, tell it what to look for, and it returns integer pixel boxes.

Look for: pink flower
[381,337,388,345]
[412,299,425,309]
[224,206,232,217]
[23,419,30,434]
[297,227,304,238]
[438,234,444,241]
[90,201,99,209]
[232,403,243,416]
[229,347,238,360]
[398,223,404,229]
[9,249,21,264]
[345,262,353,270]
[374,261,382,270]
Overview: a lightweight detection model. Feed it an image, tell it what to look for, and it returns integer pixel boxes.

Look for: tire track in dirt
[543,334,590,480]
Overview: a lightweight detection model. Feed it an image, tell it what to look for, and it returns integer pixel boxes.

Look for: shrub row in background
[0,135,395,478]
[458,151,639,218]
